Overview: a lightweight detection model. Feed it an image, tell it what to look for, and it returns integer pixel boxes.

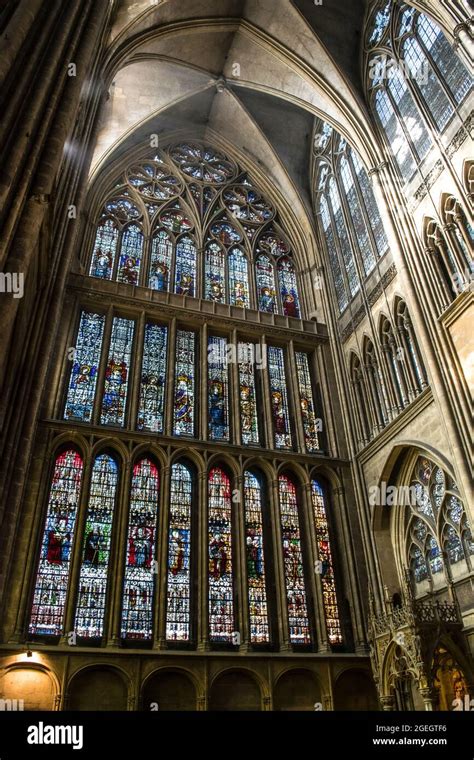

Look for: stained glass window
[374,87,417,181]
[208,335,230,441]
[74,453,118,638]
[166,462,193,641]
[121,458,159,640]
[402,37,454,132]
[388,64,432,161]
[173,330,195,436]
[410,544,428,583]
[149,230,172,291]
[64,311,105,422]
[238,342,259,445]
[89,220,118,280]
[228,247,249,308]
[320,195,347,312]
[137,324,167,432]
[351,150,389,257]
[278,257,301,317]
[169,143,235,184]
[175,236,196,296]
[328,178,359,296]
[29,450,84,636]
[204,242,225,303]
[256,255,277,313]
[268,346,292,449]
[417,14,472,104]
[295,352,320,452]
[340,156,376,275]
[208,467,234,642]
[278,474,311,644]
[117,224,143,285]
[244,471,269,644]
[100,317,134,426]
[311,480,342,644]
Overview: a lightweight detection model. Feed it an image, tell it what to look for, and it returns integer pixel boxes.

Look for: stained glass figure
[295,352,320,452]
[311,481,342,644]
[64,311,105,422]
[210,221,241,246]
[173,330,195,436]
[160,208,193,234]
[208,467,234,642]
[228,247,249,307]
[204,242,225,303]
[100,317,134,426]
[268,346,292,449]
[175,236,196,296]
[208,336,229,441]
[278,474,311,644]
[169,143,235,184]
[256,255,277,313]
[278,257,300,317]
[137,324,168,432]
[244,471,269,644]
[238,342,259,445]
[74,453,118,638]
[149,230,172,291]
[121,458,159,639]
[117,224,143,285]
[89,220,118,279]
[29,450,84,636]
[166,462,193,641]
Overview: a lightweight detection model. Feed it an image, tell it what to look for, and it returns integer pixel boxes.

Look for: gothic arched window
[74,452,119,639]
[406,456,473,588]
[87,143,302,317]
[314,127,388,312]
[310,480,342,645]
[121,457,160,640]
[364,340,389,429]
[278,473,311,645]
[173,329,196,437]
[394,300,426,395]
[268,346,292,449]
[100,317,135,427]
[208,466,234,643]
[244,470,270,644]
[208,335,230,442]
[137,323,168,433]
[380,316,408,410]
[366,2,471,182]
[29,449,84,637]
[166,461,194,641]
[64,311,105,423]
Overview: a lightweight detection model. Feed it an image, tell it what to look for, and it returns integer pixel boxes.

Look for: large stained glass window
[340,155,375,275]
[208,467,234,643]
[208,335,230,441]
[295,352,320,452]
[137,324,168,432]
[64,311,105,422]
[204,241,225,303]
[29,450,84,636]
[320,194,347,313]
[121,458,159,640]
[244,471,269,644]
[238,343,260,445]
[278,474,311,645]
[311,480,342,645]
[89,220,118,280]
[256,255,277,313]
[149,229,172,291]
[117,224,143,285]
[166,462,193,641]
[228,247,249,308]
[351,149,389,258]
[100,317,135,426]
[268,346,292,449]
[173,330,196,436]
[278,257,300,318]
[74,453,118,638]
[328,177,359,296]
[175,236,196,296]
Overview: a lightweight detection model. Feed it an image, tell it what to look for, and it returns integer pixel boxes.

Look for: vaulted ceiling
[90,0,377,222]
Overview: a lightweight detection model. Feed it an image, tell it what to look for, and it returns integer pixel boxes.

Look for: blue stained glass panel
[268,346,292,449]
[117,224,143,285]
[149,229,172,291]
[65,312,105,422]
[238,343,259,445]
[137,324,167,432]
[89,220,118,279]
[208,336,230,441]
[228,247,249,307]
[100,317,135,426]
[256,255,277,313]
[278,257,300,317]
[173,330,195,436]
[295,352,320,452]
[175,236,196,296]
[204,242,225,302]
